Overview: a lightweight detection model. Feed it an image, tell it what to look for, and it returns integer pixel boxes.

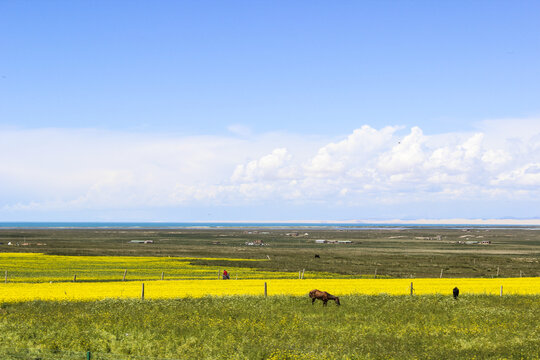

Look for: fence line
[0,271,389,283]
[1,265,538,285]
[0,347,183,360]
[3,278,538,303]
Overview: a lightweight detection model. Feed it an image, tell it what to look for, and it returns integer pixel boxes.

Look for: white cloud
[493,163,540,187]
[227,124,252,137]
[231,148,293,182]
[0,128,247,209]
[377,126,426,174]
[2,119,540,216]
[227,119,540,204]
[305,125,398,175]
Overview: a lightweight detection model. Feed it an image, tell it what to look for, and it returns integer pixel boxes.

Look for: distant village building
[245,239,266,246]
[456,240,491,245]
[285,232,309,237]
[129,240,154,244]
[315,240,352,244]
[414,235,442,241]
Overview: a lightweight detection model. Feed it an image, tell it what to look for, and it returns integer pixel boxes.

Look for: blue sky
[1,1,540,221]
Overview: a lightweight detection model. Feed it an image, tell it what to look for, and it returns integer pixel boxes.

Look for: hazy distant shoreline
[1,219,540,229]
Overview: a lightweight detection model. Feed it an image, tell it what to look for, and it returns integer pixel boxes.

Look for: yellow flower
[1,277,539,302]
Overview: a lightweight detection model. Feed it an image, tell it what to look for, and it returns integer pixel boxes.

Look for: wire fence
[0,348,181,360]
[1,269,368,284]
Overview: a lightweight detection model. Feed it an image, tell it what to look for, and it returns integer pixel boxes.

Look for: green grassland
[0,295,539,360]
[0,227,539,359]
[1,227,539,278]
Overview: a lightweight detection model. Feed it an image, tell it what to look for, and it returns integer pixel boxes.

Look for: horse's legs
[312,298,316,305]
[322,294,328,306]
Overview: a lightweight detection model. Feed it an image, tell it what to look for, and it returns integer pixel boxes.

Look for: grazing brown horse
[309,289,340,306]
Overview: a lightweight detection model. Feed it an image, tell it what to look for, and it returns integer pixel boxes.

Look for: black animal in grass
[309,289,340,306]
[453,287,459,299]
[314,254,320,258]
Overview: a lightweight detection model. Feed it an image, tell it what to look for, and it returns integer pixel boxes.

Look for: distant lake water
[0,222,537,230]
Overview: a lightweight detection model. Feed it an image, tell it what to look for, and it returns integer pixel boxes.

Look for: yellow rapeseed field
[0,252,305,282]
[1,278,539,302]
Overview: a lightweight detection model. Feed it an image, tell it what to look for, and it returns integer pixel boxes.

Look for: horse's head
[335,297,341,305]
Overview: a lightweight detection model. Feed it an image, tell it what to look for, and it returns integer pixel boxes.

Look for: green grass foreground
[1,295,539,359]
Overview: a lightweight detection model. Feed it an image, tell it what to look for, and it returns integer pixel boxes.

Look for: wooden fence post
[73,274,77,282]
[264,282,267,297]
[410,282,414,296]
[440,269,444,278]
[520,270,523,278]
[123,269,127,281]
[4,270,7,283]
[374,268,377,279]
[298,271,301,279]
[141,283,145,300]
[496,266,500,277]
[161,272,164,280]
[500,285,503,297]
[301,269,305,279]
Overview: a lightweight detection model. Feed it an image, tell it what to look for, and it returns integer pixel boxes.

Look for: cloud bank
[1,119,540,220]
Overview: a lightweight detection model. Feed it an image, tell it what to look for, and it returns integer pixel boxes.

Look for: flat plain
[1,226,539,278]
[0,227,539,359]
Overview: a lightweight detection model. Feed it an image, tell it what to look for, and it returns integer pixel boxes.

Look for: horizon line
[1,218,540,226]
